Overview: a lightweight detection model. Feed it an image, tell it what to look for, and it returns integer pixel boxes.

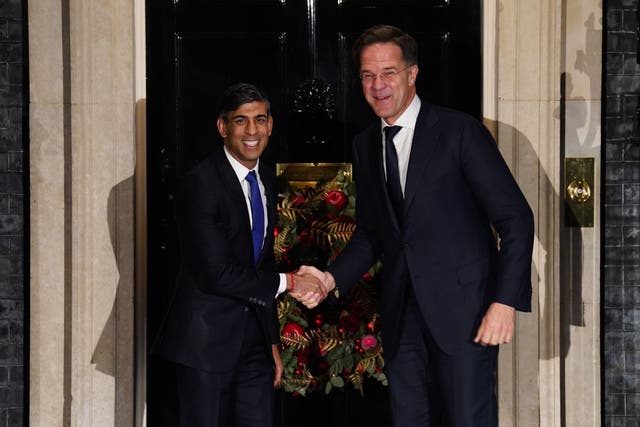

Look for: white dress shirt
[224,147,287,296]
[381,94,422,194]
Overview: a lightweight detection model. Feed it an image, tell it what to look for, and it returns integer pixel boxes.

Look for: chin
[372,104,393,116]
[370,108,387,118]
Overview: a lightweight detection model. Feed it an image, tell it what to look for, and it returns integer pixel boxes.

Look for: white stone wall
[28,0,143,425]
[487,0,602,425]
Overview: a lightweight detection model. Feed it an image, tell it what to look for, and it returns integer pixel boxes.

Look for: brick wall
[0,0,24,425]
[604,0,640,425]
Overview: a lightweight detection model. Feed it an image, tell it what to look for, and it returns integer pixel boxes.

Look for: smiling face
[359,42,418,124]
[216,100,273,169]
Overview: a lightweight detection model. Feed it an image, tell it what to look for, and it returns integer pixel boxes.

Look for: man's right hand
[296,265,336,293]
[287,271,328,309]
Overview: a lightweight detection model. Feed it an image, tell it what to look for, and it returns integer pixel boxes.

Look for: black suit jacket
[328,102,534,358]
[154,147,281,373]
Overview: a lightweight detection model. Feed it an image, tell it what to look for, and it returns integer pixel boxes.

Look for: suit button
[244,307,249,312]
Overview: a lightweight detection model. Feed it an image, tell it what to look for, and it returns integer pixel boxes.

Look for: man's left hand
[473,302,515,346]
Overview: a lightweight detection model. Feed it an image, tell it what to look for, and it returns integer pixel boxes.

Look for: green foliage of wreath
[275,166,387,396]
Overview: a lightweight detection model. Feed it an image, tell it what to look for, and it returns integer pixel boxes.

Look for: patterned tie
[246,171,264,264]
[384,125,403,226]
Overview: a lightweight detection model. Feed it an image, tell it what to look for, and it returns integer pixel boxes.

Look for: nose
[371,74,386,90]
[245,119,257,135]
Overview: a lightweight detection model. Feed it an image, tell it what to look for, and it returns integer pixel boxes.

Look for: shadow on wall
[574,12,601,148]
[555,9,603,331]
[482,10,602,366]
[90,175,135,426]
[557,71,592,331]
[486,114,585,363]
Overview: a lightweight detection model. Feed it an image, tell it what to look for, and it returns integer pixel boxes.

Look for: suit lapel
[215,149,275,266]
[403,104,440,211]
[215,148,247,207]
[215,149,255,259]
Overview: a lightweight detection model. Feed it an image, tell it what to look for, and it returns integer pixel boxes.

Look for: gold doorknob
[567,178,591,203]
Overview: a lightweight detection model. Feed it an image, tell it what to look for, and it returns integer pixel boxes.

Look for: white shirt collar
[223,146,260,182]
[380,94,421,132]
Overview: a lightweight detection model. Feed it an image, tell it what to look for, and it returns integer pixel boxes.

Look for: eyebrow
[230,113,268,120]
[361,65,401,72]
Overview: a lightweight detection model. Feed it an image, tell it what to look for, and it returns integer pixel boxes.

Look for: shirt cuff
[276,273,287,297]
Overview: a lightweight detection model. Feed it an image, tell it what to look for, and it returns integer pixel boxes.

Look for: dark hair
[352,24,418,71]
[217,82,271,120]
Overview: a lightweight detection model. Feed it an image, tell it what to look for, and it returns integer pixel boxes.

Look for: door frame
[134,1,602,425]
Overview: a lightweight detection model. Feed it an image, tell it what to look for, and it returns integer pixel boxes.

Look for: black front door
[146,1,481,425]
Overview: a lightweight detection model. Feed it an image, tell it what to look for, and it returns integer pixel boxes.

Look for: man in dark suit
[299,25,535,426]
[154,83,327,427]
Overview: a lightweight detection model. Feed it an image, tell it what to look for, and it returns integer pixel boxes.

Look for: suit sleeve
[260,236,281,345]
[327,137,380,295]
[175,171,280,308]
[270,303,280,345]
[459,120,535,311]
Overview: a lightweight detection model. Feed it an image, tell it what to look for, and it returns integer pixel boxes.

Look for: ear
[409,64,419,85]
[267,115,273,136]
[216,117,227,138]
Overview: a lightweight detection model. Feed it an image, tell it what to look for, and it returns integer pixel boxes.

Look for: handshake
[285,266,336,308]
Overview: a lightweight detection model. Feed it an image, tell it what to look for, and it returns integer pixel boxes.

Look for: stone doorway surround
[485,0,602,425]
[28,0,146,425]
[27,0,601,426]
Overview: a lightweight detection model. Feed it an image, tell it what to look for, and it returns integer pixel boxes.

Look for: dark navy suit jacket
[154,147,280,372]
[328,102,535,358]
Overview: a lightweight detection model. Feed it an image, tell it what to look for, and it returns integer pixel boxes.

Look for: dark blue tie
[384,125,403,225]
[246,171,264,264]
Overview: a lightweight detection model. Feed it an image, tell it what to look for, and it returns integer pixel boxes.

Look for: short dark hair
[352,24,418,71]
[217,82,271,120]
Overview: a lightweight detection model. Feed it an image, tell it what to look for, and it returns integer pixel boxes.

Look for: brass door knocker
[566,178,591,203]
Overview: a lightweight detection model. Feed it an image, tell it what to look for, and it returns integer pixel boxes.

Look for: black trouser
[175,312,275,427]
[386,290,498,427]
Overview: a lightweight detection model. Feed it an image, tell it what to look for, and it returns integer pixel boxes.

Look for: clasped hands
[286,266,335,308]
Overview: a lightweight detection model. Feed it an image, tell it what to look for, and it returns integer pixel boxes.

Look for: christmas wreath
[274,165,387,396]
